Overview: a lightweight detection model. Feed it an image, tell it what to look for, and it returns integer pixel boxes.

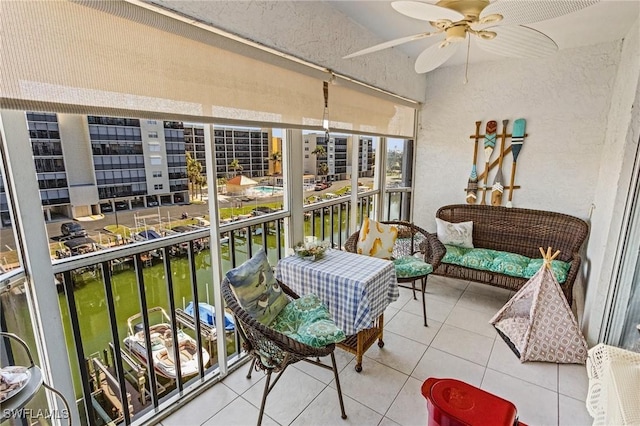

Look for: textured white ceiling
[330,0,640,68]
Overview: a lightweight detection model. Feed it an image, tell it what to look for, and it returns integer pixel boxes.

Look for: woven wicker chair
[344,220,446,326]
[221,276,347,425]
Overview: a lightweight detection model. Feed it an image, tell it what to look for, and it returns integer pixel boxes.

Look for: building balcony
[1,0,637,423]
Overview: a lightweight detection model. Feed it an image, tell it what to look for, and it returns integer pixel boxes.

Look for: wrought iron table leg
[421,275,429,327]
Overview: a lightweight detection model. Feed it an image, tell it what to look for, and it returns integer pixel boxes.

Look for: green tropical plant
[229,158,243,176]
[311,146,326,157]
[196,174,207,199]
[318,162,329,176]
[270,151,282,174]
[186,152,203,199]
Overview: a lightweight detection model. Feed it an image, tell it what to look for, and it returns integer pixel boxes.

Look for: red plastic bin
[421,378,527,426]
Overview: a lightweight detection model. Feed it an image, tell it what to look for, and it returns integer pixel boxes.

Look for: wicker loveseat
[432,204,589,305]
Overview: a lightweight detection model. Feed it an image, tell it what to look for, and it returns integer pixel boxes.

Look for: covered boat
[184,301,235,333]
[123,307,210,379]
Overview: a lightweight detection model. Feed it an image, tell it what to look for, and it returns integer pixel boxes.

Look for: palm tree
[229,159,243,177]
[318,162,329,177]
[186,152,202,200]
[312,147,328,182]
[196,174,207,200]
[270,151,282,174]
[311,146,326,158]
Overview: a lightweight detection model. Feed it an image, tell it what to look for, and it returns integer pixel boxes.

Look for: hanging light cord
[464,35,471,84]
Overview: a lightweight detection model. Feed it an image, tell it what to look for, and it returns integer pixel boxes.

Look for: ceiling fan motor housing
[445,25,468,43]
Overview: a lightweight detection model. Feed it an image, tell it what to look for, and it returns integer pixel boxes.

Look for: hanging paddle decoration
[506,118,527,208]
[480,120,497,205]
[491,120,509,206]
[466,121,482,204]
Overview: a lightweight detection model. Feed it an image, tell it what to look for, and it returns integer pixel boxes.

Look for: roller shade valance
[1,0,416,137]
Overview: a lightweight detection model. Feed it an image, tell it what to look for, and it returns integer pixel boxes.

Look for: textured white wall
[154,0,427,102]
[582,19,640,344]
[414,41,622,229]
[414,35,640,343]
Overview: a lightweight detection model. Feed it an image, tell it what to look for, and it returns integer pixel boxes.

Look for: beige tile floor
[158,276,592,426]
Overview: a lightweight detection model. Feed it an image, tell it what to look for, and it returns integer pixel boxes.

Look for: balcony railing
[46,230,239,424]
[0,186,409,425]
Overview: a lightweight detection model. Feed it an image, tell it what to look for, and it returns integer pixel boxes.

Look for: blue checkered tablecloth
[275,249,399,336]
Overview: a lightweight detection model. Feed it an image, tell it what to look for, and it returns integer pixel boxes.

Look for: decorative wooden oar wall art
[464,119,528,207]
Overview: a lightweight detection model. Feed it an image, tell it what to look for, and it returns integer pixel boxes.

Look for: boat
[123,307,210,379]
[184,301,235,333]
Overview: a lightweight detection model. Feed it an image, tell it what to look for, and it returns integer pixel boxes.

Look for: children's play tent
[490,247,588,363]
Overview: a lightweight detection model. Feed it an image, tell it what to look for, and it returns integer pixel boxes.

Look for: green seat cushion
[460,248,499,270]
[226,250,289,326]
[442,246,571,283]
[271,294,345,348]
[393,255,433,278]
[489,252,530,277]
[442,244,470,265]
[524,258,571,283]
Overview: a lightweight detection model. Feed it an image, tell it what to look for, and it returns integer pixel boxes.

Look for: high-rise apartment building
[28,112,71,213]
[213,127,271,179]
[357,136,375,178]
[0,113,189,226]
[183,123,207,175]
[303,133,348,181]
[0,117,281,227]
[88,116,188,210]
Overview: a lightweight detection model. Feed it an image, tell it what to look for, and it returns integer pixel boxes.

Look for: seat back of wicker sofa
[435,204,589,262]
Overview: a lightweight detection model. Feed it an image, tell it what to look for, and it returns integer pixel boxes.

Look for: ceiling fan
[343,0,600,73]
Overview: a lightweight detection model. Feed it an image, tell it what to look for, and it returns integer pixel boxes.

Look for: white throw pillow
[435,218,474,248]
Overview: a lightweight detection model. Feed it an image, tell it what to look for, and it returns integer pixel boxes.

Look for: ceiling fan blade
[415,42,461,73]
[392,1,464,22]
[481,0,599,26]
[343,31,440,59]
[475,25,558,58]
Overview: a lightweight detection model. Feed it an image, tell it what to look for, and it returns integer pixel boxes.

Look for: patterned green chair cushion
[271,294,345,348]
[442,244,470,265]
[226,250,289,326]
[393,255,433,278]
[523,258,571,283]
[489,252,531,277]
[460,248,499,270]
